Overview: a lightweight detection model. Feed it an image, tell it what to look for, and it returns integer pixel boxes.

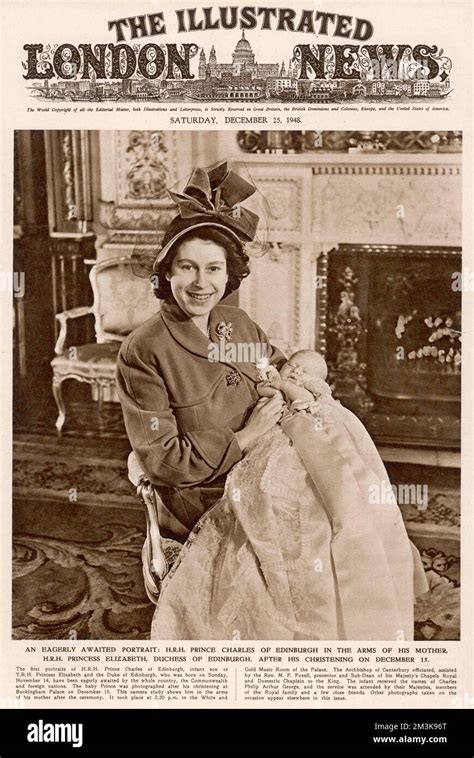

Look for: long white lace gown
[150,393,429,641]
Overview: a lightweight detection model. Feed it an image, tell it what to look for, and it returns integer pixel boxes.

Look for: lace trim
[259,496,313,572]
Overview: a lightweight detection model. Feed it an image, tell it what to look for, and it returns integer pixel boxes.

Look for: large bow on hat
[130,161,264,279]
[168,161,259,242]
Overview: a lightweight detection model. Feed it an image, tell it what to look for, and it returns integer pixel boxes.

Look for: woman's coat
[116,299,286,538]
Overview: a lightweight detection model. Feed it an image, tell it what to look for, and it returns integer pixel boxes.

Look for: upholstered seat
[51,255,158,434]
[51,342,120,376]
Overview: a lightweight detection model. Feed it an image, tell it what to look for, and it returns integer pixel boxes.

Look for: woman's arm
[116,345,244,489]
[234,394,285,451]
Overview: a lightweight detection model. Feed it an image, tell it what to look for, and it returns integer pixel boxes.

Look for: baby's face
[279,356,316,385]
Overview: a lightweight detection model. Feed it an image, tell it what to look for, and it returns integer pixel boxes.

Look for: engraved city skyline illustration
[27,31,453,103]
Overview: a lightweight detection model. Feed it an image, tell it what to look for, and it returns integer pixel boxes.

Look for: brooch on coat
[215,321,241,386]
[216,321,233,342]
[226,370,241,386]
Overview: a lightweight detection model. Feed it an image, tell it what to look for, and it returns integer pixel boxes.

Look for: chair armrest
[127,451,169,603]
[128,450,145,487]
[140,481,169,580]
[54,306,94,354]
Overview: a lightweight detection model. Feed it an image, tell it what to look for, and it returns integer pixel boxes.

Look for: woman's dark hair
[152,226,250,301]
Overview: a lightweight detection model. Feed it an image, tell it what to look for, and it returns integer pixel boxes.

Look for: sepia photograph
[12,129,462,642]
[1,0,473,751]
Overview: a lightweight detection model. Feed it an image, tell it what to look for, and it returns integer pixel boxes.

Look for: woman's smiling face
[166,237,229,319]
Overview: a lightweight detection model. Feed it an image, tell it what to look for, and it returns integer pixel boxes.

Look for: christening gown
[150,381,429,640]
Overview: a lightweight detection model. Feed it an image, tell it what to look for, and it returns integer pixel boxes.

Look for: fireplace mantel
[225,146,461,358]
[222,136,461,455]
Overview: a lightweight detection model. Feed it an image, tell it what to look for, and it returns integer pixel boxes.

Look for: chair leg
[52,374,66,435]
[97,383,104,412]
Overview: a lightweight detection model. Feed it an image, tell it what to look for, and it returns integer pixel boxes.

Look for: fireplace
[318,244,461,449]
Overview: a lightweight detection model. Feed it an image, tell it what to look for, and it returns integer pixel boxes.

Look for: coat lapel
[160,300,261,383]
[160,300,212,360]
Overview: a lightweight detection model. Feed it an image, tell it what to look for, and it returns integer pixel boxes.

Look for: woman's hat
[131,161,265,278]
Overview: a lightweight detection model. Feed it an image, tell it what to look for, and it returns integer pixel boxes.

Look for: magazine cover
[0,0,472,753]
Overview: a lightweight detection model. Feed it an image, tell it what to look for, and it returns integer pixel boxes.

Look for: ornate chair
[51,255,158,434]
[128,451,182,604]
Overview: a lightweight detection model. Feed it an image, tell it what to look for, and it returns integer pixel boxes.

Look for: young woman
[116,161,287,539]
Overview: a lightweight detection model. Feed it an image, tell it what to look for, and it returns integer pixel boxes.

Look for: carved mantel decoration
[97,130,189,260]
[237,131,463,154]
[312,164,461,248]
[119,131,169,202]
[44,130,94,235]
[267,242,299,262]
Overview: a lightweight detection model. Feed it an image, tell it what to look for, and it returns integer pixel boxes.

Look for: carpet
[13,435,460,641]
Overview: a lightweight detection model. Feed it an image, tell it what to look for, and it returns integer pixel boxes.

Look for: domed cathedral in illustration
[198,31,281,80]
[232,30,256,69]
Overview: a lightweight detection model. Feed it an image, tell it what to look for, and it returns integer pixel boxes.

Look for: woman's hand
[235,395,285,451]
[256,381,283,399]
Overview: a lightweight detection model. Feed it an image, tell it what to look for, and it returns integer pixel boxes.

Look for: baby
[257,349,331,411]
